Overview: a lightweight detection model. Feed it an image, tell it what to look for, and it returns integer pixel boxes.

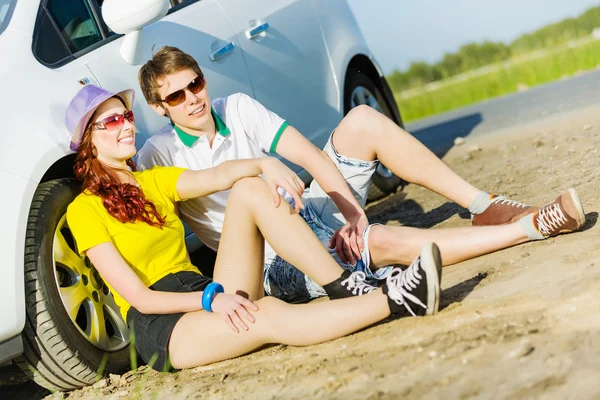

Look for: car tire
[14,179,130,391]
[344,69,403,202]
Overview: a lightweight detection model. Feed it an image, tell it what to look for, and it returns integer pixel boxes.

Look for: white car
[0,0,402,391]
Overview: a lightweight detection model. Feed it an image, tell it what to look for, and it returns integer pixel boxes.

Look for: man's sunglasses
[160,76,206,107]
[92,110,135,131]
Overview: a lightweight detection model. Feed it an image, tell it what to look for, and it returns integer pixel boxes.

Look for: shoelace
[536,203,567,237]
[491,196,528,208]
[340,271,377,296]
[385,259,427,316]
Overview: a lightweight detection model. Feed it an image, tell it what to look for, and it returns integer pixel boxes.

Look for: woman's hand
[259,157,305,212]
[211,293,259,333]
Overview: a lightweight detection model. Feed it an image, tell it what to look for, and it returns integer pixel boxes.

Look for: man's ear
[150,103,166,116]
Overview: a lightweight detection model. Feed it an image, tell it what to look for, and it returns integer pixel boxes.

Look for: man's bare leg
[332,105,480,208]
[367,223,528,267]
[330,106,583,269]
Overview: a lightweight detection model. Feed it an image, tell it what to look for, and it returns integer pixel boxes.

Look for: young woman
[65,85,442,372]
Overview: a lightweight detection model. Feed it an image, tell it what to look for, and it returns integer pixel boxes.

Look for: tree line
[387,6,600,92]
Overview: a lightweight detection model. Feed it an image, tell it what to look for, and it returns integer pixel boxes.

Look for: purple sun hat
[65,85,135,151]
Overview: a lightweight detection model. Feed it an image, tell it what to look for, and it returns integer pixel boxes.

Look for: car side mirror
[102,0,170,65]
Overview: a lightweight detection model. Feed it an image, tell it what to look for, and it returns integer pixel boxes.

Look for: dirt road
[8,105,600,399]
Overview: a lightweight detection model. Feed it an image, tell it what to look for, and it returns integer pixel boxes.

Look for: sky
[346,0,600,74]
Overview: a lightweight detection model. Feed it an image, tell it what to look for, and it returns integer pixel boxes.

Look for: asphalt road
[406,67,600,158]
[2,69,600,400]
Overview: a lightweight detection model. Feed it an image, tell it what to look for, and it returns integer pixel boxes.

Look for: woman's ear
[150,103,166,116]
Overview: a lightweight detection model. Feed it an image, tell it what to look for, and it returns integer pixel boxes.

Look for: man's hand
[329,213,370,264]
[211,293,259,333]
[259,157,305,212]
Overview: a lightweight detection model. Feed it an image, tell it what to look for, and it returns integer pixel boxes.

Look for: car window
[33,0,105,66]
[47,0,103,52]
[33,0,199,67]
[169,0,200,13]
[170,0,193,7]
[0,0,17,35]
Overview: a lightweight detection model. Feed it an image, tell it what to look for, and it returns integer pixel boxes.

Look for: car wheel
[344,69,403,202]
[14,179,130,391]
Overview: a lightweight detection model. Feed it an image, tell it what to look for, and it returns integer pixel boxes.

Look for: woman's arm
[176,159,262,200]
[87,243,203,315]
[86,242,258,331]
[175,158,304,206]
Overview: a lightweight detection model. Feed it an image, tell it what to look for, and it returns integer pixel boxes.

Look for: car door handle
[209,42,235,61]
[245,22,269,39]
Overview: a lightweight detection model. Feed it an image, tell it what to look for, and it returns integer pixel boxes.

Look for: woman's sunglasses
[160,76,206,107]
[92,110,135,131]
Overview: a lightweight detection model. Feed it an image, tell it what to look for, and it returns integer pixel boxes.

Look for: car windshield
[0,0,17,36]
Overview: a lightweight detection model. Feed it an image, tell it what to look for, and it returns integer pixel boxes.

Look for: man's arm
[275,125,369,263]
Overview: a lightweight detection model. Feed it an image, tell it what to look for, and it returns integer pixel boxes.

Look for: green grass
[396,39,600,123]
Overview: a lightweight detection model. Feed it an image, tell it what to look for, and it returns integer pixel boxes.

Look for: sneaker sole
[419,242,442,316]
[566,188,586,229]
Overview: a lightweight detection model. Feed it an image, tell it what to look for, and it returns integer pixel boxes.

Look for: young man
[137,46,585,303]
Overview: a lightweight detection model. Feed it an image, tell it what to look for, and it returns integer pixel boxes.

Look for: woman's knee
[229,177,271,205]
[231,176,267,194]
[253,296,292,341]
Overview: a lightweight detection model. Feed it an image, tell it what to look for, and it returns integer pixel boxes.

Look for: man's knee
[368,225,406,260]
[347,104,379,121]
[335,105,384,158]
[341,105,378,135]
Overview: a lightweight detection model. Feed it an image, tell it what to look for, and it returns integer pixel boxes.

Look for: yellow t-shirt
[66,166,201,320]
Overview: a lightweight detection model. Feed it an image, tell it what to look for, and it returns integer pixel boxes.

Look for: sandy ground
[4,106,600,399]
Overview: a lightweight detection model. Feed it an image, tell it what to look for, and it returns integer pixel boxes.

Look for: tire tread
[14,179,129,392]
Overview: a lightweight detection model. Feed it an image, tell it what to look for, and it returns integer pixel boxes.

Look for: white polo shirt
[137,93,289,251]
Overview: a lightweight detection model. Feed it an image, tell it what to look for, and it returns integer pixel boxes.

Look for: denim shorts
[263,133,393,303]
[126,271,212,371]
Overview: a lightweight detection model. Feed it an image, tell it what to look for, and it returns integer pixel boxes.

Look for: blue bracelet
[202,282,224,312]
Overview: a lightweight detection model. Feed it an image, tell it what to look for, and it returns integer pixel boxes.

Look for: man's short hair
[138,46,203,105]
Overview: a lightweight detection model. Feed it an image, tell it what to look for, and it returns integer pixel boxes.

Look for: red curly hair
[74,102,166,227]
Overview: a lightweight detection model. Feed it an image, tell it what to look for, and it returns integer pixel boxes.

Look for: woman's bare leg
[169,293,389,369]
[369,222,528,267]
[171,178,446,369]
[212,177,346,299]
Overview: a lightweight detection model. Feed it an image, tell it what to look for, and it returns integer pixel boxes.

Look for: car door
[216,0,340,152]
[82,0,254,143]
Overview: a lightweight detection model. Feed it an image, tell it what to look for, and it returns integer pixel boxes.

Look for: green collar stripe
[269,121,290,153]
[212,108,230,136]
[173,125,198,147]
[173,107,230,147]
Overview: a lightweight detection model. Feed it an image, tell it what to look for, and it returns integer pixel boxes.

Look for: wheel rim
[376,163,394,178]
[349,85,393,179]
[349,85,383,113]
[53,215,129,352]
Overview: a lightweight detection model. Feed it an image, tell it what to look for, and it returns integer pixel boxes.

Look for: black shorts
[126,271,212,371]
